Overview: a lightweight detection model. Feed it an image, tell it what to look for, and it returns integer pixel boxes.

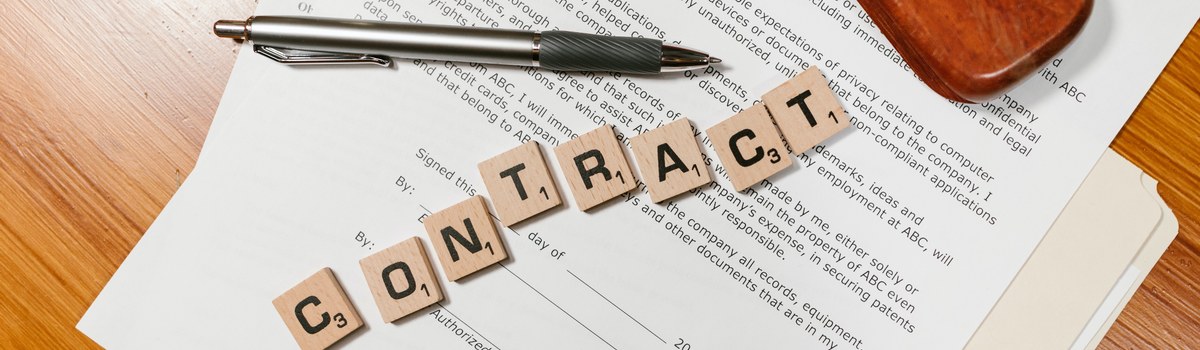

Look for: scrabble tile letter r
[554,125,638,211]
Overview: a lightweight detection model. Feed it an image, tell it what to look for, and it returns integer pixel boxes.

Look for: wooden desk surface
[0,1,1196,348]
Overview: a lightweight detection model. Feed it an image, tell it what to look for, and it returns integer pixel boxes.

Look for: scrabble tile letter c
[706,104,794,191]
[272,268,363,350]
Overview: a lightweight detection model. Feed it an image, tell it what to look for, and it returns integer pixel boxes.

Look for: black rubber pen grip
[538,31,662,74]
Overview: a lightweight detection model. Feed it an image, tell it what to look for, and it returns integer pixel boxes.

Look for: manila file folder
[968,149,1177,349]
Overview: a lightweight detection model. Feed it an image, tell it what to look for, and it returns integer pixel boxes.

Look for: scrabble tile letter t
[762,66,849,154]
[477,142,562,226]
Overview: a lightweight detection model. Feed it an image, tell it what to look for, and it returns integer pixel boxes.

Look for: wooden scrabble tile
[629,118,713,203]
[272,267,363,350]
[424,196,509,281]
[762,66,850,155]
[554,125,638,210]
[359,237,444,322]
[706,104,793,191]
[477,142,563,226]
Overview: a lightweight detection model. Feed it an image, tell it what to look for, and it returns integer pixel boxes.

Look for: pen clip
[253,45,392,67]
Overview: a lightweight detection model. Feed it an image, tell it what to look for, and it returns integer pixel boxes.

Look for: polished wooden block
[271,267,363,350]
[706,104,793,191]
[359,237,444,322]
[423,196,508,281]
[629,118,713,202]
[762,67,849,155]
[554,125,638,210]
[859,0,1092,102]
[477,142,562,226]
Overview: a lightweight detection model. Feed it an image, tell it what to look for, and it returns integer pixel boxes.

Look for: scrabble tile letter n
[706,104,793,191]
[629,118,713,203]
[477,142,563,226]
[762,66,849,154]
[359,237,444,322]
[272,268,363,350]
[424,196,509,281]
[554,124,638,210]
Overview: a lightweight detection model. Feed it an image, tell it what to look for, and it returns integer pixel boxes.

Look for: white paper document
[80,0,1199,348]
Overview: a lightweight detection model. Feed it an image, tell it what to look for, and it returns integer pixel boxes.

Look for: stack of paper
[970,149,1177,349]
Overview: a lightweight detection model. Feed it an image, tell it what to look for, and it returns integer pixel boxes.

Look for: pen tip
[709,57,723,64]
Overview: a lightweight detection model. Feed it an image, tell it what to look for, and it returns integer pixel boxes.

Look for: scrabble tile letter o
[359,237,444,322]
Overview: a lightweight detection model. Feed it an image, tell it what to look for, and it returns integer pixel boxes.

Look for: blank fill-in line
[567,269,667,344]
[500,263,619,350]
[422,203,613,348]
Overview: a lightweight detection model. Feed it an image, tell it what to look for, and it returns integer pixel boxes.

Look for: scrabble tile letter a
[629,118,712,203]
[424,196,509,281]
[762,66,849,155]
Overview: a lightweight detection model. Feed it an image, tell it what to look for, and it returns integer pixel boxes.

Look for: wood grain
[358,237,443,323]
[706,104,793,191]
[554,125,638,210]
[0,0,255,348]
[1102,22,1200,350]
[629,117,712,203]
[423,196,508,281]
[859,0,1093,103]
[0,1,1194,348]
[761,66,850,156]
[271,267,364,350]
[477,141,563,226]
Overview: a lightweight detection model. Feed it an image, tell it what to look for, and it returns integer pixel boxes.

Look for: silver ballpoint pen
[213,16,721,74]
